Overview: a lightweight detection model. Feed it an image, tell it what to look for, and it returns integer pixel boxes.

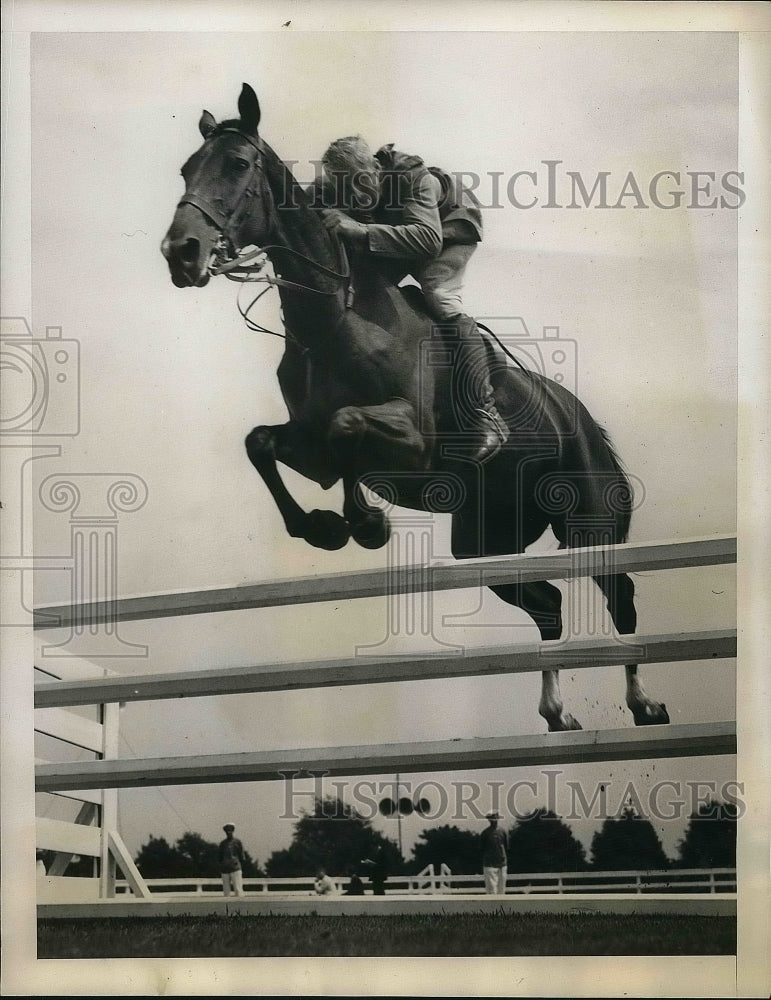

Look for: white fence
[112,868,736,897]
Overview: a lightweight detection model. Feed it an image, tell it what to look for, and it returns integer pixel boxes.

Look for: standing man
[309,136,509,464]
[218,822,245,897]
[361,843,389,896]
[480,811,508,894]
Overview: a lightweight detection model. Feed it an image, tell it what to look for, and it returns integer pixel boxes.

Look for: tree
[134,832,262,878]
[676,798,737,869]
[409,825,481,875]
[507,809,587,873]
[176,832,219,876]
[135,835,190,878]
[265,796,403,877]
[590,806,669,870]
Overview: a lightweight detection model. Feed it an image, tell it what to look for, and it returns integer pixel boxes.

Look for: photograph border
[1,2,768,996]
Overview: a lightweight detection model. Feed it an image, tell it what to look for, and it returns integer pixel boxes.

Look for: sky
[24,29,741,869]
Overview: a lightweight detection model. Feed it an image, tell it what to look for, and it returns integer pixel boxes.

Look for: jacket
[373,144,483,248]
[307,144,482,261]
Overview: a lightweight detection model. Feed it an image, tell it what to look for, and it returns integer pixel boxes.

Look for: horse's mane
[236,122,339,276]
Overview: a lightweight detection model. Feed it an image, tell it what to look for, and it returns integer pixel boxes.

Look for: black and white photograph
[1,1,769,996]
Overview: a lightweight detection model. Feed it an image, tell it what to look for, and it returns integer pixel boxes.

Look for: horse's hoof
[351,512,391,550]
[631,701,670,726]
[547,713,583,733]
[302,510,351,550]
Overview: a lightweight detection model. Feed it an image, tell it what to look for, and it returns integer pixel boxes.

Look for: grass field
[38,913,736,958]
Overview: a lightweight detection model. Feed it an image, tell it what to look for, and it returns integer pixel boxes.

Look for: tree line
[119,796,737,881]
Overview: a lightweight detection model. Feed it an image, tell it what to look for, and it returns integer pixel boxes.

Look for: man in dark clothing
[344,872,366,896]
[480,811,509,894]
[361,844,389,896]
[309,136,509,464]
[218,822,245,897]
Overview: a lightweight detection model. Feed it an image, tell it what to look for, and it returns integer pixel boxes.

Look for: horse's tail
[598,423,632,544]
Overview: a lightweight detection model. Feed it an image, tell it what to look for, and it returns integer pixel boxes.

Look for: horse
[161,83,669,733]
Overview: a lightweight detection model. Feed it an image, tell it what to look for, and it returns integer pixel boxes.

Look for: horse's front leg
[328,398,428,550]
[245,422,351,550]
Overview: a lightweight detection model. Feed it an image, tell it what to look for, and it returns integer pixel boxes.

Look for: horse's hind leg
[488,580,583,733]
[593,572,670,726]
[245,421,350,550]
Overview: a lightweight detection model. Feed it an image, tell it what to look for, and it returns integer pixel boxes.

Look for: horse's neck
[259,150,346,340]
[256,149,420,347]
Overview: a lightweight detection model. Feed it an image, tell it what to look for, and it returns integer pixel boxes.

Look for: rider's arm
[364,171,443,259]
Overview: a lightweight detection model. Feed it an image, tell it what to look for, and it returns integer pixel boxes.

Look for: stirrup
[469,407,508,462]
[475,405,509,444]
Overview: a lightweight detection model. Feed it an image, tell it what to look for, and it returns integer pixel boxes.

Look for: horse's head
[161,83,272,288]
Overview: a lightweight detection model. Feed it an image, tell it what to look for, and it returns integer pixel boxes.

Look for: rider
[308,136,509,464]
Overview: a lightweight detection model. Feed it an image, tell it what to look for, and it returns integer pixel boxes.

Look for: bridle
[177,126,354,335]
[177,128,264,251]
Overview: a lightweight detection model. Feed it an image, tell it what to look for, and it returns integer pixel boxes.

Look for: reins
[214,240,354,346]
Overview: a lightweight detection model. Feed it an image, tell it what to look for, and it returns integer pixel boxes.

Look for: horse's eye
[232,158,250,172]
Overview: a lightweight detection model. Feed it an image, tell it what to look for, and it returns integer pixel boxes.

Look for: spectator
[344,872,365,896]
[361,844,389,896]
[314,868,339,895]
[218,823,245,897]
[480,811,508,894]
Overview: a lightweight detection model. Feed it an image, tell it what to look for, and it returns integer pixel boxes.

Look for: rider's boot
[450,314,510,463]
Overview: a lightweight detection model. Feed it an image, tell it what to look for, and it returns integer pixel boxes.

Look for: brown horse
[162,84,669,732]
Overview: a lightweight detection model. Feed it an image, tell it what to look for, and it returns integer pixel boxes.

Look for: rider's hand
[321,210,368,246]
[320,209,347,229]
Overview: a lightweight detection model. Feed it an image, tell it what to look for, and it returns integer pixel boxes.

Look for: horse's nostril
[179,237,200,264]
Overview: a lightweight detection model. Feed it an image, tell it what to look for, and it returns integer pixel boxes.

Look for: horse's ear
[199,110,217,140]
[238,83,261,135]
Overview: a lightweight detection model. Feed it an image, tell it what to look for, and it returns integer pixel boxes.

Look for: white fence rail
[113,868,736,897]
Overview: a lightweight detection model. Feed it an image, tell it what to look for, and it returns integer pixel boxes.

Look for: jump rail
[35,721,736,792]
[34,628,736,709]
[33,534,736,629]
[34,534,736,906]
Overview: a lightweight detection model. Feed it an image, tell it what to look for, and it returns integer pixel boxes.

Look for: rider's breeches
[416,243,495,417]
[416,242,476,320]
